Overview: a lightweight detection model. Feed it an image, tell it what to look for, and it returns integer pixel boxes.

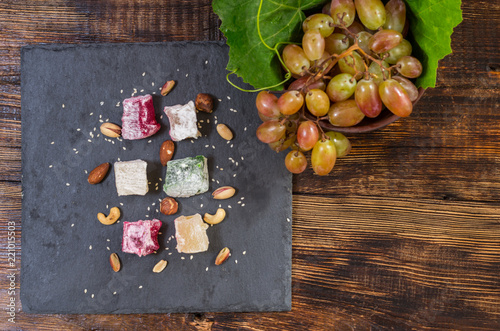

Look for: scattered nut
[160,197,178,215]
[215,247,230,265]
[195,93,213,113]
[100,122,121,138]
[203,208,226,225]
[212,186,236,200]
[161,80,176,96]
[98,207,121,225]
[160,140,175,166]
[110,253,121,272]
[216,124,233,140]
[153,259,168,273]
[88,162,110,184]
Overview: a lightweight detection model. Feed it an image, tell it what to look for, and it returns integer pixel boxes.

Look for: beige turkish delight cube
[114,159,149,196]
[174,214,209,254]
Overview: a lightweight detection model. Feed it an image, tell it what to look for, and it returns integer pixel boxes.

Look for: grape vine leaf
[212,0,326,91]
[213,0,463,90]
[404,0,463,88]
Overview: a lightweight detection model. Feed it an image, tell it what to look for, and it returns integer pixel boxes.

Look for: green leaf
[405,0,463,88]
[212,0,326,91]
[213,0,463,90]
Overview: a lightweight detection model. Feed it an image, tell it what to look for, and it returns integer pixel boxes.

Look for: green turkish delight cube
[164,155,209,198]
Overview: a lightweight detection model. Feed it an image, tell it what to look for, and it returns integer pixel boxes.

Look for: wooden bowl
[310,87,426,134]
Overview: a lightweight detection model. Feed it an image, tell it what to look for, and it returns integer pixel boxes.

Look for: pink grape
[297,121,319,151]
[355,78,383,118]
[396,56,423,78]
[392,76,419,102]
[383,0,406,33]
[303,29,325,61]
[368,29,403,54]
[379,79,413,117]
[256,120,286,143]
[256,91,280,118]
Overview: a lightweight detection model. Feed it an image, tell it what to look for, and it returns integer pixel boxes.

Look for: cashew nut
[203,208,226,225]
[97,207,120,225]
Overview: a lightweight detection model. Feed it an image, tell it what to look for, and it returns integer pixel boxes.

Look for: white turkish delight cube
[114,159,149,196]
[163,101,201,141]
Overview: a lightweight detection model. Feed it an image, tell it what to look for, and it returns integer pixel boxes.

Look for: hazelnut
[160,197,178,215]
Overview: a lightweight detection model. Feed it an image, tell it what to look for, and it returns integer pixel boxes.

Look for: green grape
[328,99,365,127]
[256,120,286,143]
[393,75,419,102]
[256,91,280,118]
[325,33,350,56]
[355,78,383,118]
[355,31,373,54]
[354,0,386,30]
[379,79,412,117]
[368,61,390,85]
[383,0,406,33]
[325,131,351,157]
[303,13,335,37]
[311,138,337,176]
[277,90,304,115]
[383,39,412,64]
[326,73,357,102]
[346,21,365,45]
[282,44,311,76]
[305,89,330,116]
[338,51,365,79]
[396,56,423,78]
[330,0,355,27]
[285,150,307,174]
[297,121,319,151]
[303,29,325,61]
[288,76,326,92]
[269,133,296,152]
[368,29,403,54]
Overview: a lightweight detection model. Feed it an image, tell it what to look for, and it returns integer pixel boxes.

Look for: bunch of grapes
[255,0,422,175]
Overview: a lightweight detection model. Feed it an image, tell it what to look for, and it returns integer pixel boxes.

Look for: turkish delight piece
[163,101,201,141]
[122,94,161,140]
[174,214,209,254]
[163,155,209,198]
[114,159,149,196]
[122,219,162,257]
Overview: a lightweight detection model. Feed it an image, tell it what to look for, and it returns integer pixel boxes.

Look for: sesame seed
[241,203,245,207]
[227,96,231,100]
[49,165,53,168]
[235,260,238,263]
[116,102,120,107]
[139,285,143,289]
[233,174,236,177]
[84,289,87,293]
[120,202,124,206]
[66,183,70,186]
[89,245,92,250]
[120,89,123,93]
[84,170,88,174]
[107,247,110,250]
[140,89,144,92]
[243,251,246,255]
[212,145,216,149]
[113,292,117,295]
[287,218,291,222]
[181,257,185,260]
[186,74,189,77]
[123,147,126,150]
[228,205,232,209]
[100,101,104,106]
[90,112,94,116]
[206,267,209,271]
[62,104,65,108]
[142,72,146,76]
[107,239,110,242]
[71,223,74,227]
[88,139,92,143]
[190,255,193,260]
[244,127,247,131]
[205,60,208,64]
[77,128,81,131]
[51,141,55,145]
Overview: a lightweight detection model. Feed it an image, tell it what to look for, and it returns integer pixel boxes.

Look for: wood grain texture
[0,0,499,330]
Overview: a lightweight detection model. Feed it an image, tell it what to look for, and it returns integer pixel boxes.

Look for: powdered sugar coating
[164,101,200,141]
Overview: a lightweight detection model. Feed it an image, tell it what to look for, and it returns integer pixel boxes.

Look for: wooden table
[1,1,499,329]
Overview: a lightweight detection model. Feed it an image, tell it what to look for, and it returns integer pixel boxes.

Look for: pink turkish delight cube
[121,94,161,140]
[122,219,162,257]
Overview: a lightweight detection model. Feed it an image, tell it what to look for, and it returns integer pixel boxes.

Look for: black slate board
[20,42,292,314]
